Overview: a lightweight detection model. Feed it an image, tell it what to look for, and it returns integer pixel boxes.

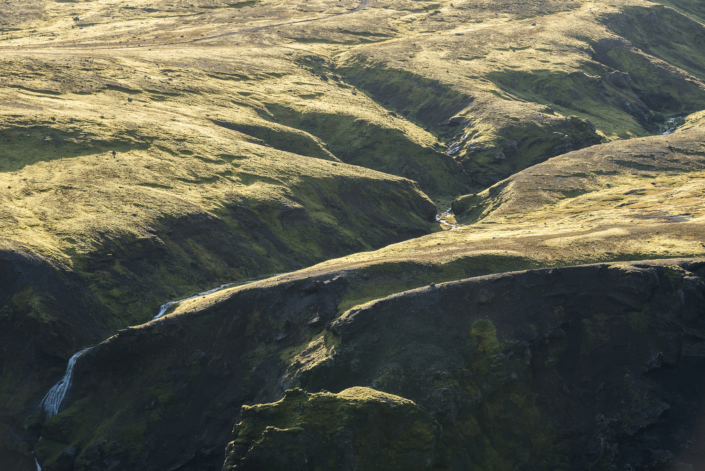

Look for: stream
[436,208,461,230]
[153,282,236,320]
[34,212,454,468]
[662,116,684,135]
[34,279,260,470]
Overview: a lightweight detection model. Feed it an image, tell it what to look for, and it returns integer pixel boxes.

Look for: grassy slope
[326,0,705,188]
[1,0,705,467]
[279,125,705,314]
[0,28,446,464]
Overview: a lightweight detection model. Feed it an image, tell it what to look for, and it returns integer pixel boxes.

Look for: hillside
[1,0,705,468]
[36,259,705,470]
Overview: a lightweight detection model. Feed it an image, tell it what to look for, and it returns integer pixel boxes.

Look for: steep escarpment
[4,0,705,468]
[0,90,438,466]
[0,245,112,467]
[34,259,705,470]
[300,260,705,470]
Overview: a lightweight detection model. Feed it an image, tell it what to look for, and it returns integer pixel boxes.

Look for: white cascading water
[152,276,278,319]
[435,208,461,230]
[35,275,279,470]
[153,282,235,319]
[36,348,91,470]
[39,347,92,420]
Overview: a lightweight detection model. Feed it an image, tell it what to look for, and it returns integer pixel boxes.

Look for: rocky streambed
[435,208,461,230]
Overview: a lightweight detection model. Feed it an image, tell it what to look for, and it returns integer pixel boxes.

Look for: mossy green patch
[471,320,502,375]
[225,387,439,470]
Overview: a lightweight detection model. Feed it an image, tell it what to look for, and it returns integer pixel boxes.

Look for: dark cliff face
[0,248,113,462]
[307,260,705,470]
[33,259,705,471]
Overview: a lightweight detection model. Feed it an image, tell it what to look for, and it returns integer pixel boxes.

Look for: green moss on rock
[224,387,440,470]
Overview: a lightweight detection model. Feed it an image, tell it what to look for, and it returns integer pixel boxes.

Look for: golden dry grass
[5,0,705,467]
[2,0,704,323]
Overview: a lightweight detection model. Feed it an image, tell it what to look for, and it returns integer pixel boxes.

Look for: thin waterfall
[153,273,291,320]
[35,274,283,469]
[40,279,251,425]
[39,347,92,420]
[36,348,91,469]
[153,283,235,319]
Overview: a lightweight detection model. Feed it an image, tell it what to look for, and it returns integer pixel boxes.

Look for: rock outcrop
[224,387,439,471]
[35,259,705,471]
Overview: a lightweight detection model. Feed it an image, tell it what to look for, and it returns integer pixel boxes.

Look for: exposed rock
[551,132,573,155]
[446,116,468,126]
[223,388,439,471]
[605,70,632,89]
[37,259,705,471]
[502,139,517,158]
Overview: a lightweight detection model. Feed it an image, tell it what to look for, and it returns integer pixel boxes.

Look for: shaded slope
[35,259,705,471]
[3,0,705,468]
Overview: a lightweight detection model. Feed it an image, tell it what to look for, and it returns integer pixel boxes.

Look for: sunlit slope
[0,45,441,464]
[2,0,705,467]
[0,44,470,197]
[5,0,705,196]
[453,123,705,225]
[332,0,705,187]
[260,124,705,312]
